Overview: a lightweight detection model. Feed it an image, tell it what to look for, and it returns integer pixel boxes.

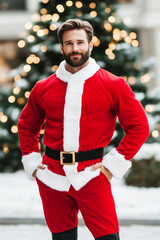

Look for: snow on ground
[1,170,160,220]
[0,225,160,240]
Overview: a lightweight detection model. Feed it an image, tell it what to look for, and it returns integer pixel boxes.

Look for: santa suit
[18,58,149,238]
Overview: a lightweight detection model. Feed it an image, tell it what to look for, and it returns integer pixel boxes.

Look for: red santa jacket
[18,58,149,191]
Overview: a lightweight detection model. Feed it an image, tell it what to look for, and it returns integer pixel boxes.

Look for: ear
[60,44,63,54]
[89,41,93,54]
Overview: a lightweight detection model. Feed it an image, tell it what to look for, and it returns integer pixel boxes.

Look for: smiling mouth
[70,53,82,57]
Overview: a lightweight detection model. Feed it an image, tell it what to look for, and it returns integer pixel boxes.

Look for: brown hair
[57,19,93,44]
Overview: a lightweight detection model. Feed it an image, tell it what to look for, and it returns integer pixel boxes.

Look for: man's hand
[91,163,113,182]
[33,164,46,178]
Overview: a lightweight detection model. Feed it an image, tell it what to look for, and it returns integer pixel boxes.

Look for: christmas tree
[0,0,153,172]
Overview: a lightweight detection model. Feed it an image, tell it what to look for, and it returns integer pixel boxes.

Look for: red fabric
[36,172,119,238]
[18,69,149,165]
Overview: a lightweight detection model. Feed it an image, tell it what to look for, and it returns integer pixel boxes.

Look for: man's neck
[65,58,90,74]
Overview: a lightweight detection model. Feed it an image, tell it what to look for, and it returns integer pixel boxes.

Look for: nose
[72,43,79,51]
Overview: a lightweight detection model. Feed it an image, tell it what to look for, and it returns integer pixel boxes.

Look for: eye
[78,41,84,44]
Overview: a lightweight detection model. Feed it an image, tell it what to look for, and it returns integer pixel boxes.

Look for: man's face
[60,29,93,67]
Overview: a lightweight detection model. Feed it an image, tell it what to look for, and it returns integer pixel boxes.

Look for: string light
[52,13,60,22]
[132,40,139,47]
[104,22,112,31]
[18,40,26,48]
[75,1,83,8]
[25,91,30,98]
[1,115,8,123]
[37,30,45,37]
[109,42,116,50]
[41,15,48,22]
[50,23,57,31]
[42,0,49,3]
[25,22,32,30]
[3,144,9,154]
[41,45,48,52]
[11,125,18,134]
[21,71,27,77]
[26,54,40,64]
[14,75,21,81]
[140,73,151,83]
[33,25,40,32]
[76,11,82,17]
[89,2,96,9]
[108,16,116,23]
[66,1,73,7]
[44,28,49,35]
[105,48,112,55]
[108,53,115,60]
[13,87,21,95]
[46,14,52,21]
[90,11,97,18]
[52,65,59,72]
[23,65,31,72]
[17,97,25,105]
[130,32,137,39]
[8,96,16,103]
[145,105,154,113]
[40,129,45,134]
[40,8,47,14]
[105,7,111,13]
[152,130,159,138]
[127,76,136,85]
[92,36,100,47]
[56,4,65,13]
[27,35,35,42]
[124,36,132,44]
[121,30,127,38]
[113,28,121,41]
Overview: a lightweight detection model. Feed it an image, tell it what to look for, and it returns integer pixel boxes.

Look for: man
[18,19,149,240]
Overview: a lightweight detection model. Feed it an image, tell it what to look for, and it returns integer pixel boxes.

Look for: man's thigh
[75,172,119,239]
[36,178,79,233]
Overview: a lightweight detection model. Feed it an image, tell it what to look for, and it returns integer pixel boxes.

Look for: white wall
[118,0,160,87]
[0,0,38,39]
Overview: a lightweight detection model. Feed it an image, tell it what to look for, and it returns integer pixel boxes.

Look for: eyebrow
[64,40,85,44]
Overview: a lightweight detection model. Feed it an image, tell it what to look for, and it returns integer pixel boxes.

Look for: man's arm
[98,78,149,180]
[18,82,45,180]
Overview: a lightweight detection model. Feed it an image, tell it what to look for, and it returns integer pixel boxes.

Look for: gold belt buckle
[60,151,75,165]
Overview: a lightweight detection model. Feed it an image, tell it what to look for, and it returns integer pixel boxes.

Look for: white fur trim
[63,77,85,151]
[64,164,100,191]
[36,167,71,192]
[22,152,42,181]
[56,57,100,189]
[56,57,100,83]
[102,148,132,179]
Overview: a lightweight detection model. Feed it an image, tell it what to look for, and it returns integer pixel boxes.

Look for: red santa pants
[36,172,119,239]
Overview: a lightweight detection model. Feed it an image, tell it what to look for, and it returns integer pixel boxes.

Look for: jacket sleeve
[18,82,45,180]
[102,78,150,179]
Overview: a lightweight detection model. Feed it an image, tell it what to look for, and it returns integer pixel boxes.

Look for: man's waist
[45,146,104,165]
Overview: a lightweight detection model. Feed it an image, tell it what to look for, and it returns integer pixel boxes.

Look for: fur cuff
[102,148,132,179]
[22,152,42,180]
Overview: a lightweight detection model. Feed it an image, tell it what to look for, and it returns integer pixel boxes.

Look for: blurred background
[0,1,160,239]
[0,0,160,187]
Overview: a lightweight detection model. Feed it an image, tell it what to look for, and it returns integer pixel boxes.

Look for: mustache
[69,52,83,56]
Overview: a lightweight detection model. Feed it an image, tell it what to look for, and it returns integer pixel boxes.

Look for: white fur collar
[56,57,100,82]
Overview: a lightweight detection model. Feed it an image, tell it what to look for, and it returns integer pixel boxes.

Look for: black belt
[45,146,104,165]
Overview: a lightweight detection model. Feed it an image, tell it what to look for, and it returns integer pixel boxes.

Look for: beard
[62,47,90,67]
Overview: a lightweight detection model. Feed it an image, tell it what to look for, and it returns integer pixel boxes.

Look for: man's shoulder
[97,68,122,82]
[36,73,57,87]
